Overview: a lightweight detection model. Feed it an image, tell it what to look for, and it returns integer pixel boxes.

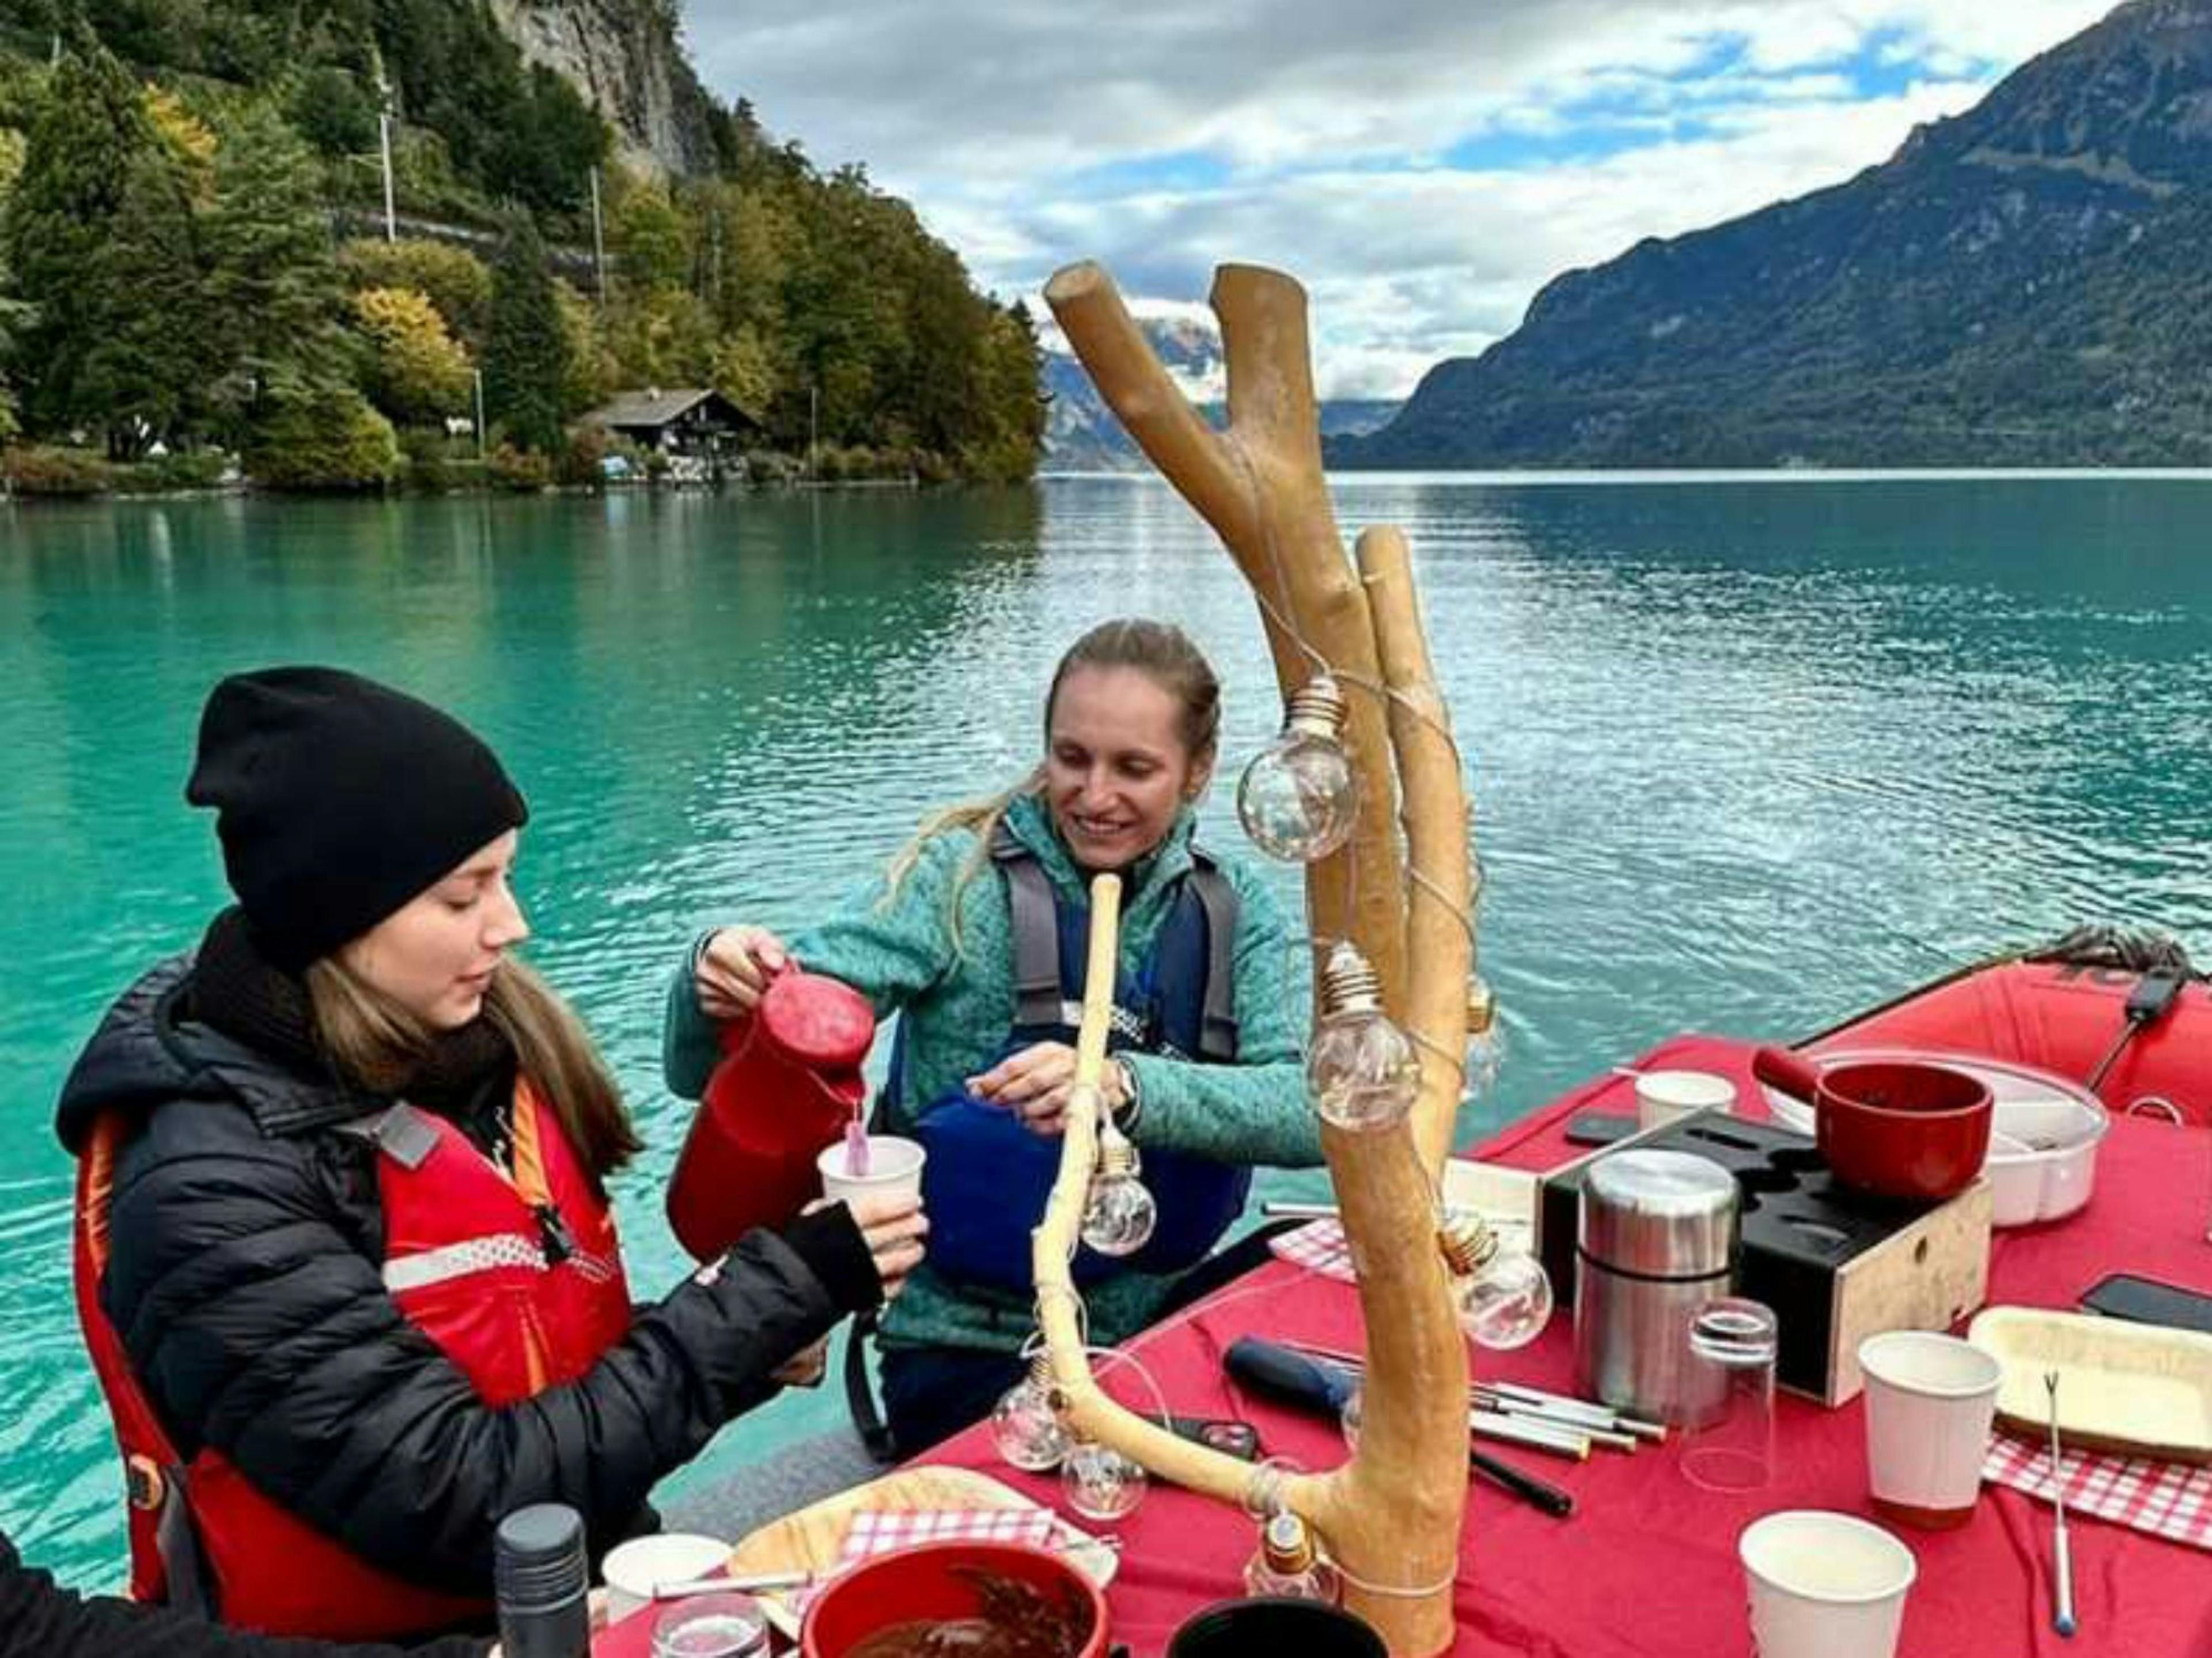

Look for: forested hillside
[0,2,1044,490]
[1335,0,2212,470]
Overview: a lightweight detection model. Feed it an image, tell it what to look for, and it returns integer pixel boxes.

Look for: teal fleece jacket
[664,792,1321,1354]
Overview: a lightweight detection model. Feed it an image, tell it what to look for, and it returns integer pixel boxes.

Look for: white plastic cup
[816,1133,926,1205]
[1740,1510,1916,1658]
[601,1532,732,1626]
[1635,1069,1738,1130]
[1857,1331,2003,1530]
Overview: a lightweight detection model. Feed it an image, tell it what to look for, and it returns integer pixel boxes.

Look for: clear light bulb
[1464,974,1505,1103]
[1236,676,1358,863]
[1081,1129,1157,1256]
[989,1353,1070,1472]
[1441,1214,1554,1351]
[1060,1438,1147,1520]
[1305,943,1420,1132]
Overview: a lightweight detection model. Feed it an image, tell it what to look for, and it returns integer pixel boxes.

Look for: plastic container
[800,1540,1107,1658]
[1984,1094,2109,1226]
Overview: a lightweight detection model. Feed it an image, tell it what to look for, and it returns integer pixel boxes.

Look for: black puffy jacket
[0,1527,486,1658]
[54,956,880,1606]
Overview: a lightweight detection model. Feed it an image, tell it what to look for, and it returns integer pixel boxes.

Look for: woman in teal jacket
[664,619,1323,1452]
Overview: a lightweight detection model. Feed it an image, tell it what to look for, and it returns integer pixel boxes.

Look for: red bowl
[1815,1061,1992,1201]
[800,1540,1109,1658]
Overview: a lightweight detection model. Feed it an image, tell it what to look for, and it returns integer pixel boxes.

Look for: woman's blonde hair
[880,619,1222,941]
[305,954,641,1180]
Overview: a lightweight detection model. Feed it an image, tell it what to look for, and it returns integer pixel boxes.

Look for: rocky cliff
[489,0,721,177]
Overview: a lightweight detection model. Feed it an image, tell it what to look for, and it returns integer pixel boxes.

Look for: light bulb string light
[1216,430,1488,1030]
[1032,1274,1092,1349]
[1330,1556,1463,1601]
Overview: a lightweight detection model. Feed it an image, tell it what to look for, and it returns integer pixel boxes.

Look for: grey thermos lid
[1579,1149,1738,1278]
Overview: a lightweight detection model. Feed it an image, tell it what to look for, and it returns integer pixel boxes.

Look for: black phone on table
[2078,1272,2212,1337]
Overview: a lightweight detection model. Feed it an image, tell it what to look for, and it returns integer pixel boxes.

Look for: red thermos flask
[665,968,877,1262]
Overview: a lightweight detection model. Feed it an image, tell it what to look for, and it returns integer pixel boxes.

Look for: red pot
[800,1540,1108,1658]
[1751,1047,1993,1201]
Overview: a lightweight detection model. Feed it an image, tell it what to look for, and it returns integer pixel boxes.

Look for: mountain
[1335,0,2212,469]
[1044,316,1397,470]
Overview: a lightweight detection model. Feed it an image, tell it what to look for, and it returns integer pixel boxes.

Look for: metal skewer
[1471,1408,1591,1459]
[653,1568,816,1599]
[2046,1371,2077,1639]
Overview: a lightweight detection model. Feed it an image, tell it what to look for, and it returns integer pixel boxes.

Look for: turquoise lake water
[3,474,2210,1587]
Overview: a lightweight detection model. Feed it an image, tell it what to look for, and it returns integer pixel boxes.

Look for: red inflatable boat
[1806,932,2209,1129]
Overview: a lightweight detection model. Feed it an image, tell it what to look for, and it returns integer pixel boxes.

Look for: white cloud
[676,0,2119,396]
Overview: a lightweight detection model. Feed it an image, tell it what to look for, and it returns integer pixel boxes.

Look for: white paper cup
[1858,1331,2002,1530]
[602,1532,732,1625]
[1636,1068,1738,1130]
[816,1133,926,1205]
[1740,1510,1916,1658]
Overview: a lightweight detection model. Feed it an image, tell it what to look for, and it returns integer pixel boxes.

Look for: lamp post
[589,165,608,305]
[473,369,487,463]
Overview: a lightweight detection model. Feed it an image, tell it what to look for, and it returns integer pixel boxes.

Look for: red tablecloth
[916,1036,2212,1657]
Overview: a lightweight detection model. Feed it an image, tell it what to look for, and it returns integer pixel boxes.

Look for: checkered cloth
[837,1506,1060,1565]
[1270,1217,1356,1282]
[1983,1431,2212,1551]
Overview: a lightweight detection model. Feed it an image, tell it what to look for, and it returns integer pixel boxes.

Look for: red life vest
[72,1078,633,1640]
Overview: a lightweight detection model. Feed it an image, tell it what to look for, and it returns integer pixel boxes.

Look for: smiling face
[1044,664,1213,872]
[338,830,529,1029]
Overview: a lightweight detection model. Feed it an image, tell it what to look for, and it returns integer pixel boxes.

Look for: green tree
[610,177,691,295]
[78,146,207,457]
[290,66,380,160]
[483,215,569,452]
[351,285,472,425]
[203,100,352,432]
[244,384,401,490]
[554,281,616,415]
[710,324,777,422]
[338,237,493,346]
[3,32,154,438]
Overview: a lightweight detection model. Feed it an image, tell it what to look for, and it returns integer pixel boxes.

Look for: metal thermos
[494,1504,590,1658]
[1573,1149,1739,1424]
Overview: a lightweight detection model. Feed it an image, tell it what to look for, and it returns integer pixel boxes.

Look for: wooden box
[1537,1111,1993,1406]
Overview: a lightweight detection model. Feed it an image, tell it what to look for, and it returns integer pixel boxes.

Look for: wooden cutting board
[726,1466,1051,1580]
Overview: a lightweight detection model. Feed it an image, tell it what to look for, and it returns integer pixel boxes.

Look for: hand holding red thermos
[667,928,925,1297]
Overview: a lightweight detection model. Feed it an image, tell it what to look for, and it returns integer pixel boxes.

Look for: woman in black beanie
[55,667,926,1643]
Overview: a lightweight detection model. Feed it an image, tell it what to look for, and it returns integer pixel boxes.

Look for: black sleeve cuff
[775,1203,882,1315]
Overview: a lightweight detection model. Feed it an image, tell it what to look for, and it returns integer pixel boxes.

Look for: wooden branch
[1031,875,1275,1507]
[1043,261,1469,1657]
[1357,525,1471,1176]
[1044,262,1406,992]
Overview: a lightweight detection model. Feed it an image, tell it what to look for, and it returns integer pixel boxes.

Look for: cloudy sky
[679,1,2115,398]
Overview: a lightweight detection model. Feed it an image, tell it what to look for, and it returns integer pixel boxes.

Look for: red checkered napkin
[1270,1218,1355,1283]
[1983,1432,2212,1551]
[836,1506,1060,1564]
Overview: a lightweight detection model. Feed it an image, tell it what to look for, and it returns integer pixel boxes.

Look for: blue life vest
[908,826,1248,1292]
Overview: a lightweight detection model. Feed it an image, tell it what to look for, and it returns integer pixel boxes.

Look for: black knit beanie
[185,667,529,972]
